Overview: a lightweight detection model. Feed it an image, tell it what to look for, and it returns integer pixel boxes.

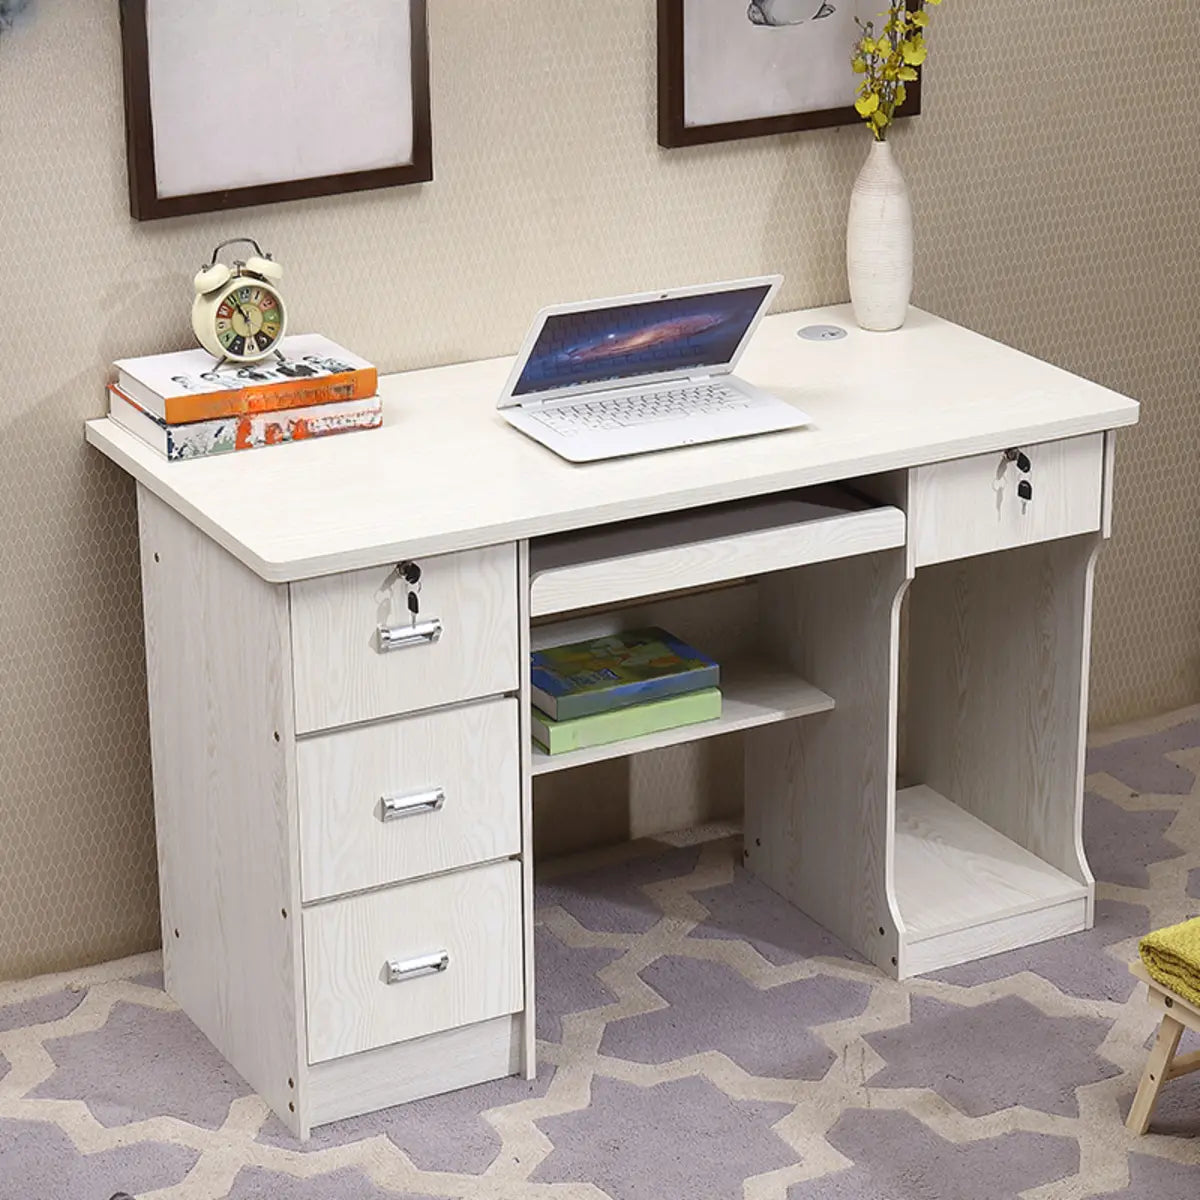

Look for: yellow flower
[850,1,943,137]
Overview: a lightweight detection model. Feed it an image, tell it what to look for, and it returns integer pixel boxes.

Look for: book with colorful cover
[112,334,377,425]
[530,627,720,721]
[108,385,382,461]
[532,688,722,755]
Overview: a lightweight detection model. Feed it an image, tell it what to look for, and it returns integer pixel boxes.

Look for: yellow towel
[1140,917,1200,1008]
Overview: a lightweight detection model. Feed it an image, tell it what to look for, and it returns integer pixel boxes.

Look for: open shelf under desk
[894,785,1090,977]
[530,660,834,776]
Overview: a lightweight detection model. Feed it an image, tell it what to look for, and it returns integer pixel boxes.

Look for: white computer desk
[86,304,1140,1137]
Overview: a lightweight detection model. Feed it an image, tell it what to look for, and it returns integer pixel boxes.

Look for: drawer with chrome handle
[303,859,523,1063]
[296,698,520,901]
[290,543,519,733]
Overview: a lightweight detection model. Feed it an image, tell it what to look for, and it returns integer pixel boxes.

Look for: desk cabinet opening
[895,535,1099,976]
[526,520,914,979]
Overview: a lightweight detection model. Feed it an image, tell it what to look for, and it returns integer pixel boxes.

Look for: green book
[532,688,722,755]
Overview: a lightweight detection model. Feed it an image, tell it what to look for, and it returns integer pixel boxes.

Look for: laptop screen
[511,283,772,398]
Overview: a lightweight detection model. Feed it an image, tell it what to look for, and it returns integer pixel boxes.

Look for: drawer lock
[386,950,450,984]
[380,786,446,822]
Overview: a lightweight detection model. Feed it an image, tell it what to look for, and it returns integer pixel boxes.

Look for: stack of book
[530,627,721,756]
[107,334,381,460]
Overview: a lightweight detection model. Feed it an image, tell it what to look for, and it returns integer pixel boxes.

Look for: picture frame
[118,0,432,221]
[658,0,922,148]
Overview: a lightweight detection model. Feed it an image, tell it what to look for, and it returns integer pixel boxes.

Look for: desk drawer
[303,860,523,1063]
[290,544,519,733]
[297,698,521,901]
[910,435,1103,568]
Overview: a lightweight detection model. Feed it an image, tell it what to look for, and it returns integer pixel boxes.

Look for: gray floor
[1,706,1199,1198]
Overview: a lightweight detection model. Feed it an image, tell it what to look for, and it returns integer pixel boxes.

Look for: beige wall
[1,0,1197,980]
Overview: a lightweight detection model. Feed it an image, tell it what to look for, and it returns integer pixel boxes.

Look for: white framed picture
[658,0,923,147]
[119,0,432,220]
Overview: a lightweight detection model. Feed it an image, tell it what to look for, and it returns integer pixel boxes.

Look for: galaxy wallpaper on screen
[512,286,770,397]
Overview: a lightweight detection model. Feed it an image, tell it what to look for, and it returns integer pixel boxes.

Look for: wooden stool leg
[1127,1014,1185,1135]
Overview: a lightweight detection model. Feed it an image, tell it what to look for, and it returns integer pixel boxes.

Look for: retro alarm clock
[192,237,287,364]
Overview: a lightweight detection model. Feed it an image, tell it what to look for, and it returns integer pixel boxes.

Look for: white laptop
[497,276,809,463]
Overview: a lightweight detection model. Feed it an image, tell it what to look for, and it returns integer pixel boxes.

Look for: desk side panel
[138,486,307,1134]
[517,540,536,1077]
[744,550,909,973]
[1102,431,1117,539]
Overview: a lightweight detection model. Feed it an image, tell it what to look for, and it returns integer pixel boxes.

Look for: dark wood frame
[657,0,922,148]
[118,0,433,221]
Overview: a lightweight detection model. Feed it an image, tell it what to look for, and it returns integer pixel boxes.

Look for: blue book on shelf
[530,627,720,721]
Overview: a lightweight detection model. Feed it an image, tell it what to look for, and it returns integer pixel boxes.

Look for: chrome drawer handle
[386,951,450,984]
[377,617,443,652]
[380,786,445,822]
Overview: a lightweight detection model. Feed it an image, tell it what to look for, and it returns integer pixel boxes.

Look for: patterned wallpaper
[0,0,1197,980]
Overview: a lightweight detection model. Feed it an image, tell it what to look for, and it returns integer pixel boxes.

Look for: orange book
[108,385,382,460]
[112,334,377,425]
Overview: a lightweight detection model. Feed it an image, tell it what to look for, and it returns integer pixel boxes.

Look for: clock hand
[230,299,259,347]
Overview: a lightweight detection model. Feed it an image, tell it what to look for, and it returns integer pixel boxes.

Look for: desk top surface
[86,305,1140,582]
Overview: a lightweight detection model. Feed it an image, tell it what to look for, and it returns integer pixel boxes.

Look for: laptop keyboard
[531,383,751,437]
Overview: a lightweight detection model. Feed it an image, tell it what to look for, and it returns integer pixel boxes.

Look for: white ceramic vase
[846,140,913,332]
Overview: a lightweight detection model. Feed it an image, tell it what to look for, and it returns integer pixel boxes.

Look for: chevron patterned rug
[1,706,1199,1199]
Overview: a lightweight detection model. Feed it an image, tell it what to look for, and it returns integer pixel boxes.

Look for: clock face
[214,284,284,358]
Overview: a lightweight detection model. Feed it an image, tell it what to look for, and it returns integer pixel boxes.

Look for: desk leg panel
[744,550,909,974]
[517,541,536,1078]
[137,486,308,1136]
[308,1016,522,1128]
